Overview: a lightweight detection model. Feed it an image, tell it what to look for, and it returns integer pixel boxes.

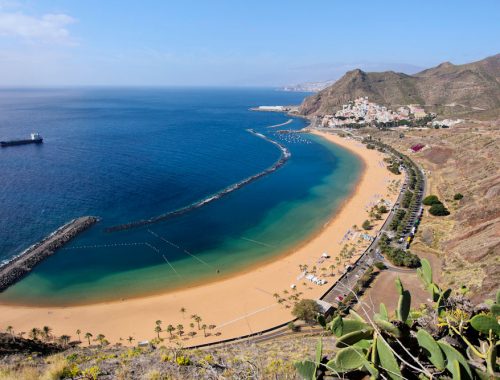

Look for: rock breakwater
[0,216,98,292]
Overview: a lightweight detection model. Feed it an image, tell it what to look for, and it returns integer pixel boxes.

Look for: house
[315,299,335,316]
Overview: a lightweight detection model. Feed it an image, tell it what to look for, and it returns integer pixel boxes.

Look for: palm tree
[176,324,184,337]
[127,336,134,344]
[76,329,81,342]
[208,324,216,335]
[154,325,162,338]
[155,319,162,326]
[329,264,335,276]
[29,327,40,341]
[180,307,186,318]
[18,331,26,339]
[42,326,52,341]
[194,315,202,330]
[95,333,105,346]
[189,322,195,330]
[59,335,71,347]
[5,326,13,336]
[85,332,93,345]
[273,293,279,300]
[166,324,175,338]
[188,331,196,338]
[201,324,207,337]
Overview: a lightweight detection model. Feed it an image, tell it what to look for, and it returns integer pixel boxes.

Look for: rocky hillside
[299,54,500,118]
[362,121,499,302]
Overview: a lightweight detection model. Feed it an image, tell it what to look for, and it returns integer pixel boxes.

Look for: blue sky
[0,0,498,86]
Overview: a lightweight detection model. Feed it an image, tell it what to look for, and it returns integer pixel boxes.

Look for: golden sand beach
[0,131,401,346]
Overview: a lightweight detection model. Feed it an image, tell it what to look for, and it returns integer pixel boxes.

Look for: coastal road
[186,130,425,350]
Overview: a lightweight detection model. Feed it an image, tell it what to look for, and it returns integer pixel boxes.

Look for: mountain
[299,54,500,118]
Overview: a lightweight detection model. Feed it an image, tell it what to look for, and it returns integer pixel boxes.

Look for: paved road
[317,129,425,308]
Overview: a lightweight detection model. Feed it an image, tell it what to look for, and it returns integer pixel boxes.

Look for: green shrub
[362,220,371,230]
[429,203,450,216]
[292,299,320,323]
[453,193,463,200]
[176,356,191,366]
[287,322,300,332]
[423,195,441,205]
[384,248,420,268]
[374,261,386,270]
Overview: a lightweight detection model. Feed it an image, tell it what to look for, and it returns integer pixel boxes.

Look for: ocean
[0,88,361,306]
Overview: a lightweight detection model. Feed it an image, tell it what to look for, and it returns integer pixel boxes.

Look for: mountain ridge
[299,54,500,118]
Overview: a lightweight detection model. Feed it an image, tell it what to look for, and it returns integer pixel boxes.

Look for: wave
[105,129,291,233]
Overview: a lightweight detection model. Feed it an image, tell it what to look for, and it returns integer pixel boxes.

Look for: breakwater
[0,216,98,292]
[105,129,291,233]
[266,119,293,129]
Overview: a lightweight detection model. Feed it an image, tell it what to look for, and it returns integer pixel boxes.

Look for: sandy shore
[0,131,401,346]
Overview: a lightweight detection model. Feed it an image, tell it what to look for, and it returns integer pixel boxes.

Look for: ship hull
[0,138,43,147]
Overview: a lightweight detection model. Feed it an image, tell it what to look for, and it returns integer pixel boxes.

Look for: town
[317,97,461,129]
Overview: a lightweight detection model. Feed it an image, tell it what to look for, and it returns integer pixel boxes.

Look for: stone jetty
[0,216,98,292]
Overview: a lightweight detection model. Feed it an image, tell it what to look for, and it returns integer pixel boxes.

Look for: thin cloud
[0,10,77,44]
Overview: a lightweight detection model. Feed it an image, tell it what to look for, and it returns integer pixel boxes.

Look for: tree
[29,327,40,341]
[95,334,106,346]
[429,203,450,216]
[188,331,196,338]
[76,329,81,342]
[189,322,195,330]
[154,325,162,338]
[166,324,175,338]
[193,315,202,330]
[155,320,162,327]
[42,325,52,341]
[362,220,372,230]
[423,194,441,205]
[453,193,463,200]
[176,324,184,337]
[292,299,320,324]
[201,324,207,337]
[180,307,186,318]
[85,332,93,345]
[378,205,388,214]
[59,335,71,347]
[127,336,134,344]
[329,264,335,276]
[208,324,216,335]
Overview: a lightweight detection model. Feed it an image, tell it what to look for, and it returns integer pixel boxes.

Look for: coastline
[0,131,400,346]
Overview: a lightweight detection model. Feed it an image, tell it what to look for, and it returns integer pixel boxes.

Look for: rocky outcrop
[0,216,98,292]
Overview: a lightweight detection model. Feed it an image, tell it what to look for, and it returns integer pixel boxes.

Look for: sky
[0,0,499,87]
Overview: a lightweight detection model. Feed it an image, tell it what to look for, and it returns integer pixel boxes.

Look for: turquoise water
[0,88,361,306]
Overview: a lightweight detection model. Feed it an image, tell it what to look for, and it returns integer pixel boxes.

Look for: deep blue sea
[0,88,361,305]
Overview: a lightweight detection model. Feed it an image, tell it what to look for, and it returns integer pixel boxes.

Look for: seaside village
[318,97,463,129]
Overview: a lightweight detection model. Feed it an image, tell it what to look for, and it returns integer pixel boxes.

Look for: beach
[0,131,400,346]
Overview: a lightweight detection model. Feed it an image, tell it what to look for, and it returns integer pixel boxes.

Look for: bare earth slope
[361,121,499,302]
[300,54,500,118]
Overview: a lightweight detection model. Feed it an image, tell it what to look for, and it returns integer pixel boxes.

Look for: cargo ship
[1,133,43,147]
